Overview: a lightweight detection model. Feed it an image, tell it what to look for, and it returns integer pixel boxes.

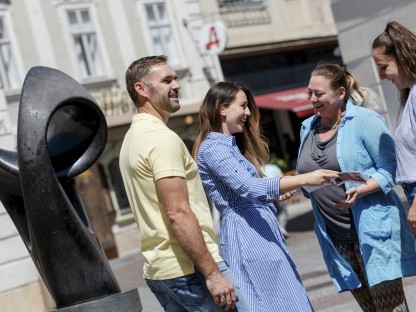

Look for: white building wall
[0,0,223,310]
[172,0,225,98]
[104,0,138,70]
[23,0,57,68]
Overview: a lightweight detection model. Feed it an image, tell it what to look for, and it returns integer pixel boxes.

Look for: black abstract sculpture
[0,67,139,310]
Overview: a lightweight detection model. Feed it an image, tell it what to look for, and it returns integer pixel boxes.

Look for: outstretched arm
[156,176,237,311]
[279,169,340,194]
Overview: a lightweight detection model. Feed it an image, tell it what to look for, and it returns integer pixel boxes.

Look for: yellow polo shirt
[119,113,222,280]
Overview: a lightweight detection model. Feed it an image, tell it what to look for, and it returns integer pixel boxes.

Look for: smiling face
[220,90,251,135]
[307,75,345,120]
[142,63,181,114]
[372,47,412,90]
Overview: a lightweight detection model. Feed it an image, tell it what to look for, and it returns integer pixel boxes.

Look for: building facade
[330,0,416,132]
[3,0,402,310]
[200,0,342,164]
[0,0,222,311]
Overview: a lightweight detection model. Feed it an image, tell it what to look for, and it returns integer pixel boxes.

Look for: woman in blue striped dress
[192,81,339,312]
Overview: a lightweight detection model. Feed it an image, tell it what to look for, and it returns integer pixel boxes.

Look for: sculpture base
[46,289,142,312]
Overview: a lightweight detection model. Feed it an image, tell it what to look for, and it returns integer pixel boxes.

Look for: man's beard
[149,87,180,113]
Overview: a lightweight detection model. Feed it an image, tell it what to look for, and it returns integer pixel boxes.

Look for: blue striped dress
[197,132,314,312]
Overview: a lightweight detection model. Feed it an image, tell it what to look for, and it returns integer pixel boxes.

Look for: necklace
[316,111,345,132]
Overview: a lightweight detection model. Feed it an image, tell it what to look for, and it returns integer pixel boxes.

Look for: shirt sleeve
[361,111,396,193]
[150,130,187,181]
[200,140,280,202]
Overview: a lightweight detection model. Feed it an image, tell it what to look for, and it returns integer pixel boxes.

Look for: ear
[134,81,148,98]
[219,104,227,117]
[338,86,346,99]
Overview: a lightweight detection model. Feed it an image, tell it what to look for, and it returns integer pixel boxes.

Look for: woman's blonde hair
[192,81,269,175]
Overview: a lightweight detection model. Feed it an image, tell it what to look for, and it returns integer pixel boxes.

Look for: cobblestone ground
[110,200,416,312]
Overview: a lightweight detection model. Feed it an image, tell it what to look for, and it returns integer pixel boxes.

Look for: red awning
[254,86,314,118]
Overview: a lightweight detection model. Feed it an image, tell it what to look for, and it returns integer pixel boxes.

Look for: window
[218,0,268,9]
[66,8,105,79]
[0,15,21,90]
[144,2,180,67]
[108,158,130,213]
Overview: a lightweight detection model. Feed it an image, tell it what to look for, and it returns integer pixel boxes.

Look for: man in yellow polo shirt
[119,55,249,311]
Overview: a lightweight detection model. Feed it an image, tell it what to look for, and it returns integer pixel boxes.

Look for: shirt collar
[132,113,165,125]
[207,132,236,146]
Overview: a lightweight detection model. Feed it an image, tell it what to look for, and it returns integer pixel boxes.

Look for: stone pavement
[286,201,416,311]
[110,252,163,312]
[110,197,416,311]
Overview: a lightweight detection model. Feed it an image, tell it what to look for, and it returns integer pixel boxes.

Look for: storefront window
[108,158,131,213]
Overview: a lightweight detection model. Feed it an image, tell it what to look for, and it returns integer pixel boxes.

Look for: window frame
[135,0,183,68]
[0,8,24,93]
[57,1,113,82]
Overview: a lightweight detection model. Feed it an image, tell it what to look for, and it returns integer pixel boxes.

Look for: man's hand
[156,177,238,310]
[206,271,238,311]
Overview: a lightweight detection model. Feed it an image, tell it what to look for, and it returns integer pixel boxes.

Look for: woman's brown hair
[192,81,268,175]
[372,21,416,107]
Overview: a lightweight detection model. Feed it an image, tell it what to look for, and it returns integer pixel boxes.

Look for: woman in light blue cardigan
[297,63,416,311]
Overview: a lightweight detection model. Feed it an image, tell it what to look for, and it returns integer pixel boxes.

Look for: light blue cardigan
[298,100,416,292]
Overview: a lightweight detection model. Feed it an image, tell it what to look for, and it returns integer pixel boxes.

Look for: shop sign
[198,21,227,55]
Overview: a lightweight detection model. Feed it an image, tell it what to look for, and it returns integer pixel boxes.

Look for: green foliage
[269,154,289,172]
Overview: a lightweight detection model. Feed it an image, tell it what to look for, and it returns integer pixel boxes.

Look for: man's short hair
[125,55,168,105]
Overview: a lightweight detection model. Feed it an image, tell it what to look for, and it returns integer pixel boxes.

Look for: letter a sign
[198,22,227,55]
